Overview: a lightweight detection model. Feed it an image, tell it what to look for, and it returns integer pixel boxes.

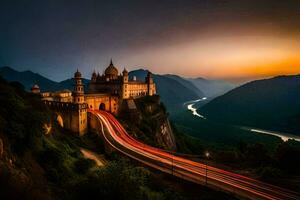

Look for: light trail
[89,109,300,200]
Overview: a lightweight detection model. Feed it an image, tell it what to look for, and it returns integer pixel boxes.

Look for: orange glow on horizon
[120,33,300,82]
[202,56,300,80]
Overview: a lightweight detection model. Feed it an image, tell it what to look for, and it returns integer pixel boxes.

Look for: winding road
[89,109,300,200]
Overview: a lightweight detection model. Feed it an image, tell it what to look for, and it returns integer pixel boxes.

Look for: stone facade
[34,60,156,136]
[85,93,119,115]
[89,59,156,99]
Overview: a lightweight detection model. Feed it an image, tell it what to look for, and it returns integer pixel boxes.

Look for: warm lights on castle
[33,59,157,135]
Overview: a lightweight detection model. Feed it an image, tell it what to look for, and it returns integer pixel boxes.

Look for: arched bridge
[43,100,88,135]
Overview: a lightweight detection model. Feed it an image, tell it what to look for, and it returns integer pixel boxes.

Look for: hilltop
[201,74,300,135]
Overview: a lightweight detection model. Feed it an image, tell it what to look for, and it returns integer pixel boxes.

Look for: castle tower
[146,71,156,96]
[31,83,40,94]
[91,70,97,83]
[72,69,88,136]
[122,68,128,83]
[73,69,85,104]
[122,68,129,99]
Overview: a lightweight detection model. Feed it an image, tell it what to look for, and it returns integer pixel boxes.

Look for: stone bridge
[43,100,88,135]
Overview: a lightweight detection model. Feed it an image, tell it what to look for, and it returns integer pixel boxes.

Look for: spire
[92,69,96,76]
[74,69,82,78]
[123,67,128,74]
[110,58,113,66]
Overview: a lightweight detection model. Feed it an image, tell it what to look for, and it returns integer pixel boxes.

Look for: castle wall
[44,101,88,135]
[123,82,149,99]
[89,81,122,95]
[85,94,119,115]
[148,83,156,96]
[78,108,88,136]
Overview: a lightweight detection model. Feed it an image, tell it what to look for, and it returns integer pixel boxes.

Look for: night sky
[1,0,300,82]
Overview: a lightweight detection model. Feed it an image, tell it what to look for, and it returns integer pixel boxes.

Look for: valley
[1,66,300,198]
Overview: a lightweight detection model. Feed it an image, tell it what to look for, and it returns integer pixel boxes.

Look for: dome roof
[105,59,118,76]
[31,84,40,90]
[74,69,82,78]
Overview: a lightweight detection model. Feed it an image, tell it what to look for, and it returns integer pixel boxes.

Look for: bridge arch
[99,103,105,110]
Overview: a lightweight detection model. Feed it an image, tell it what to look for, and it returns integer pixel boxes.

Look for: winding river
[185,98,300,142]
[184,97,207,119]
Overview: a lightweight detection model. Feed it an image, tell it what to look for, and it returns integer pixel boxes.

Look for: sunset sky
[1,0,300,82]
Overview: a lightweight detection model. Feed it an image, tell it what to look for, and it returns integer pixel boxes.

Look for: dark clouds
[1,0,300,81]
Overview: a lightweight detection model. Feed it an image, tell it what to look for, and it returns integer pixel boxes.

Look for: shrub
[74,158,94,174]
[258,166,282,181]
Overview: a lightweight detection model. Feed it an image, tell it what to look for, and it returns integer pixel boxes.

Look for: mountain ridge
[0,66,90,91]
[200,74,300,135]
[129,69,204,111]
[188,77,236,98]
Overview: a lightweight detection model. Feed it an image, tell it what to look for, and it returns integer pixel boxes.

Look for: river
[185,98,300,142]
[184,97,207,119]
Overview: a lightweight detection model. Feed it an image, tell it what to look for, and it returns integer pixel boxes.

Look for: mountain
[0,66,90,92]
[200,74,300,135]
[164,74,204,97]
[188,77,236,98]
[58,78,90,91]
[0,66,61,91]
[129,69,204,111]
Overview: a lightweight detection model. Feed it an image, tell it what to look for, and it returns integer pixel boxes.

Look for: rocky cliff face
[155,118,176,151]
[119,95,177,151]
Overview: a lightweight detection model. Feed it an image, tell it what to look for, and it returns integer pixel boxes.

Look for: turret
[31,83,40,94]
[91,70,97,83]
[146,71,155,96]
[72,69,85,104]
[122,68,128,83]
[145,71,153,84]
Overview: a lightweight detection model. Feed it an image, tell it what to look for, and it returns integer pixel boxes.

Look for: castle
[89,59,156,99]
[33,60,156,135]
[85,59,156,114]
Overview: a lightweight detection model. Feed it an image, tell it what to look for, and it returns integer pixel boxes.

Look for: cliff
[119,95,177,151]
[156,118,176,151]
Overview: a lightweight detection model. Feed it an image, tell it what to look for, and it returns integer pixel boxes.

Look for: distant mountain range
[188,77,236,98]
[0,66,89,92]
[129,69,204,111]
[129,69,236,111]
[0,66,235,113]
[164,74,205,97]
[201,74,300,135]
